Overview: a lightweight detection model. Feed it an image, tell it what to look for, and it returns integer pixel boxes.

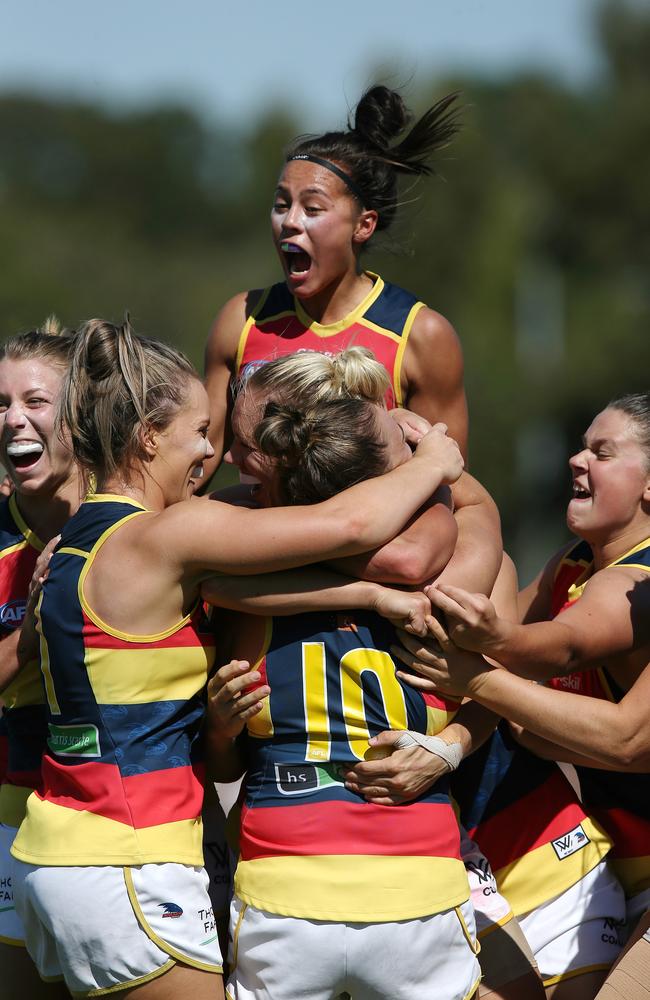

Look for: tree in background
[0,0,648,576]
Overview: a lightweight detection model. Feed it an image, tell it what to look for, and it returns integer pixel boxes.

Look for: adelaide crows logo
[159,902,183,918]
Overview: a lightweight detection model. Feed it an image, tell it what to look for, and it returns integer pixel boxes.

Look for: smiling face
[271,159,376,301]
[0,356,74,497]
[224,387,272,485]
[567,406,650,544]
[151,377,215,505]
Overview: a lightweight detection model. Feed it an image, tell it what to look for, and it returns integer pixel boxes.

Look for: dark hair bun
[256,403,312,463]
[352,86,412,151]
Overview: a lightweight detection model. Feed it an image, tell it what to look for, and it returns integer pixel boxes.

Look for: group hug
[0,84,648,1000]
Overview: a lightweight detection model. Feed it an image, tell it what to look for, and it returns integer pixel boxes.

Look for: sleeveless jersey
[451,726,610,916]
[235,609,467,923]
[549,537,650,898]
[235,272,425,408]
[0,494,48,828]
[11,494,216,867]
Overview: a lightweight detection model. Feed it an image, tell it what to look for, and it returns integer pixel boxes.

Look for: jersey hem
[234,885,470,923]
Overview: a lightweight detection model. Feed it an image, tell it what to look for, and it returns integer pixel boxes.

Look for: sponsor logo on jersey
[553,674,583,691]
[160,902,183,918]
[551,823,590,860]
[47,722,101,757]
[0,600,26,629]
[275,762,344,795]
[275,763,320,794]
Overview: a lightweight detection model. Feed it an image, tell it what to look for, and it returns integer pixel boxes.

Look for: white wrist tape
[393,731,464,772]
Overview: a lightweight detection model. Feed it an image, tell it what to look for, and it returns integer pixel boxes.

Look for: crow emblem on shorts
[159,902,183,917]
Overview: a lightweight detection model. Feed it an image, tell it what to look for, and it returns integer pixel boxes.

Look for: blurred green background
[1,0,648,581]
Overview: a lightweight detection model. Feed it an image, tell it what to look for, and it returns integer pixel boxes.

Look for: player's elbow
[399,536,458,586]
[607,728,650,770]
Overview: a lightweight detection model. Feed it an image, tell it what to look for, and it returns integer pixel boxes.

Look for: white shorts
[13,860,223,996]
[519,860,626,985]
[0,823,24,945]
[462,828,513,936]
[461,829,539,989]
[226,895,481,1000]
[627,887,650,933]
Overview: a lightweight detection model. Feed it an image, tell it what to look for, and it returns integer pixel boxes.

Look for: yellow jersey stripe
[11,796,204,866]
[235,853,469,923]
[85,645,214,704]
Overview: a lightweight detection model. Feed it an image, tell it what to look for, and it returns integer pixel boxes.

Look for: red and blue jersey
[452,726,610,916]
[549,537,650,898]
[235,609,467,922]
[11,495,216,866]
[0,494,47,828]
[236,272,425,408]
[450,539,620,916]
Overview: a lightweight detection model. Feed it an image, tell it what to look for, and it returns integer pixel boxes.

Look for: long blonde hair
[61,317,196,481]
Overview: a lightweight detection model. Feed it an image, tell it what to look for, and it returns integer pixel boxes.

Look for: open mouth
[281,241,312,277]
[5,441,44,472]
[571,482,591,501]
[190,464,204,481]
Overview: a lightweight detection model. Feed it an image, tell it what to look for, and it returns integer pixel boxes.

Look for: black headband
[287,154,368,207]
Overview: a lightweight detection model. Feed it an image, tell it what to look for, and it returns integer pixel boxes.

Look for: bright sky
[1,0,603,128]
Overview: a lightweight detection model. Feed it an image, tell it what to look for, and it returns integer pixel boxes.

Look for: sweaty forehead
[0,356,63,393]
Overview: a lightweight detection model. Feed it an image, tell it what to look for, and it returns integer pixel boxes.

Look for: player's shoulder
[206,288,266,363]
[410,305,461,354]
[403,306,464,395]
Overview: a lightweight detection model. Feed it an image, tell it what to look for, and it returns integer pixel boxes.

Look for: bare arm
[156,423,464,576]
[332,475,500,594]
[435,473,503,596]
[202,291,260,486]
[468,660,650,771]
[0,630,21,693]
[393,624,650,771]
[508,725,629,771]
[342,699,499,806]
[201,570,431,635]
[402,307,469,459]
[343,545,513,805]
[204,659,264,782]
[400,307,502,593]
[428,567,650,679]
[326,492,458,585]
